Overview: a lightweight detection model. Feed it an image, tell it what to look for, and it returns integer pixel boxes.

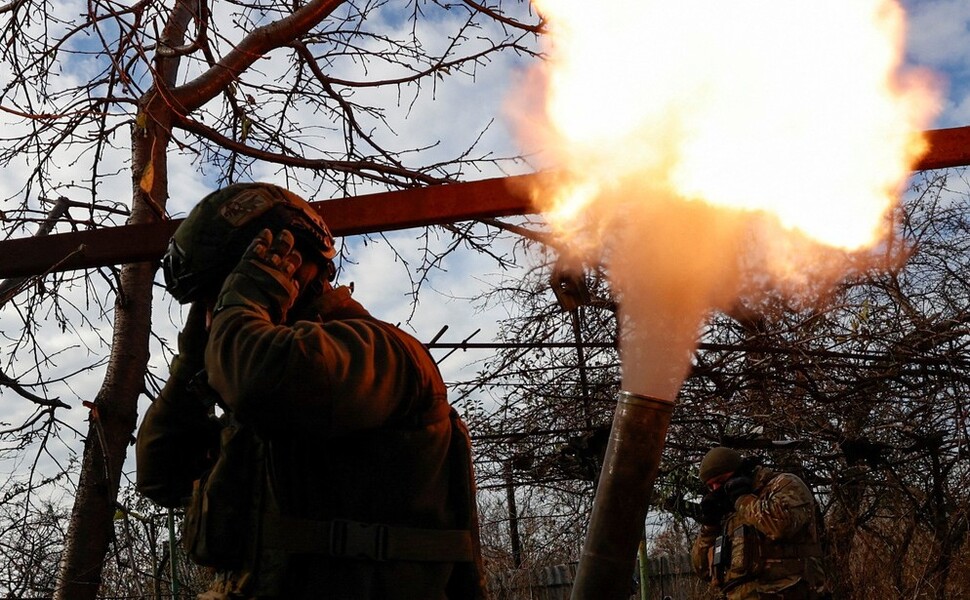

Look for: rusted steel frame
[0,173,539,279]
[916,126,970,171]
[2,125,969,280]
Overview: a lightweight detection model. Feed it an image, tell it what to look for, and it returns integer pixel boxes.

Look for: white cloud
[903,0,970,127]
[905,0,970,69]
[946,92,970,125]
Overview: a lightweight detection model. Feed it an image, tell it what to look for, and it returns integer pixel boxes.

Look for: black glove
[723,475,754,506]
[698,488,730,526]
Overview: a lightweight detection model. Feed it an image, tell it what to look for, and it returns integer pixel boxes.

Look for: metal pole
[570,391,674,600]
[504,460,523,569]
[168,509,180,599]
[150,519,161,600]
[571,306,593,430]
[638,538,650,600]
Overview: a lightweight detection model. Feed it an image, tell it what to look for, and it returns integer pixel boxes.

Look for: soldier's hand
[698,488,730,526]
[214,228,304,324]
[723,475,754,505]
[245,228,303,280]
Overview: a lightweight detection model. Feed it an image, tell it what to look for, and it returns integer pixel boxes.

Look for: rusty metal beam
[1,125,969,280]
[0,173,539,279]
[915,126,970,171]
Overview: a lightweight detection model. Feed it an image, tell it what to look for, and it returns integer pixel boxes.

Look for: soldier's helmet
[162,183,337,304]
[699,447,742,483]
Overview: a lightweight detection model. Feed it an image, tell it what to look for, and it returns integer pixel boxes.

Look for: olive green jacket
[691,467,826,599]
[138,269,485,599]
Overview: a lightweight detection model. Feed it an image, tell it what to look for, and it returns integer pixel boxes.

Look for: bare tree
[0,1,541,597]
[0,478,70,597]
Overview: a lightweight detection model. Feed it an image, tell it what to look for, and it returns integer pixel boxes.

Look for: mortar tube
[570,391,675,600]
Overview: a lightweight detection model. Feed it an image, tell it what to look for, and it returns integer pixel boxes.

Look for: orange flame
[526,0,939,252]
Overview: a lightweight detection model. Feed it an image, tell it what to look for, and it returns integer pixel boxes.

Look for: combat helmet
[699,447,742,484]
[162,182,337,304]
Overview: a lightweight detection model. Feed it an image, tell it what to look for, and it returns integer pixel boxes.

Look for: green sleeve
[733,473,814,540]
[206,304,423,435]
[135,352,219,507]
[691,524,719,580]
[207,247,436,434]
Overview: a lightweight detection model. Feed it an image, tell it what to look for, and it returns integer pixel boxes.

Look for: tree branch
[171,0,347,113]
[172,111,448,186]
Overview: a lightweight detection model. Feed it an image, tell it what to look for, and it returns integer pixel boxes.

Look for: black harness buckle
[328,519,389,561]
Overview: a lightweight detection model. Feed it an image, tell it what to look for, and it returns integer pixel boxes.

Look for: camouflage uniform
[691,466,826,599]
[138,209,485,599]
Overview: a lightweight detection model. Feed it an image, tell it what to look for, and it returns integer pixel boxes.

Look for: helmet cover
[163,183,336,303]
[699,447,742,483]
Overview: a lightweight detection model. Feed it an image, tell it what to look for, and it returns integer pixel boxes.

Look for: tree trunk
[53,4,187,595]
[53,1,347,595]
[54,262,156,599]
[54,109,172,600]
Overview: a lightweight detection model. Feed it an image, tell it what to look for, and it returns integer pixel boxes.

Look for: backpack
[182,416,266,570]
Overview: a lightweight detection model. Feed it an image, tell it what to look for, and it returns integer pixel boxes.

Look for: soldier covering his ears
[691,447,827,600]
[136,183,486,599]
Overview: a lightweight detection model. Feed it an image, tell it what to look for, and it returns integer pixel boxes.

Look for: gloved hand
[214,228,303,324]
[698,488,730,526]
[723,475,754,506]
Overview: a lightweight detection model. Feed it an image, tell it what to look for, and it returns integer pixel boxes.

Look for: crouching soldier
[691,447,827,599]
